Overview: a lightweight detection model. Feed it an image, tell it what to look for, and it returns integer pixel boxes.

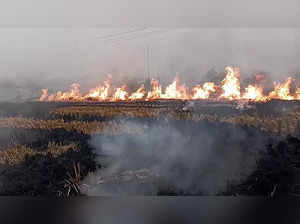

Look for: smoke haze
[81,119,269,195]
[0,27,300,101]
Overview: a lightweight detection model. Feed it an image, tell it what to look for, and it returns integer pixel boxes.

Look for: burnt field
[0,100,300,196]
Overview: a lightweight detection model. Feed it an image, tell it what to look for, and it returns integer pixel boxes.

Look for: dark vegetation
[0,101,299,196]
[228,135,300,196]
[0,142,98,196]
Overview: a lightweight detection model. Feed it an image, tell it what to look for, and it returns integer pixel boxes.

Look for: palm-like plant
[64,162,81,197]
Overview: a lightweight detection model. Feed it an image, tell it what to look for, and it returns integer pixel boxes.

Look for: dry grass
[63,162,81,196]
[52,106,165,118]
[0,117,143,135]
[160,107,300,136]
[0,140,97,197]
[1,106,300,136]
[220,112,300,136]
[0,142,77,166]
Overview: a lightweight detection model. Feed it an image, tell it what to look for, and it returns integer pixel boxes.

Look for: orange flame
[219,66,241,100]
[192,82,216,99]
[268,77,294,100]
[84,78,110,101]
[242,85,266,102]
[51,83,82,101]
[48,94,55,101]
[39,66,300,102]
[296,88,300,100]
[162,77,188,99]
[146,79,162,100]
[40,89,48,101]
[128,84,146,100]
[112,85,128,101]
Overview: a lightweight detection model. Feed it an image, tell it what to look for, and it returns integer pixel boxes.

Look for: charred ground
[0,100,300,196]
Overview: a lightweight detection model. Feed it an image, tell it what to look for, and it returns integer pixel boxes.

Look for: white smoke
[81,119,266,195]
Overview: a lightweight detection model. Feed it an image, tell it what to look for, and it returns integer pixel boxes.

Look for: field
[0,100,300,196]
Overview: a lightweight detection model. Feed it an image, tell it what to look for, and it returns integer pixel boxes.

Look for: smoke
[81,119,268,195]
[0,28,300,102]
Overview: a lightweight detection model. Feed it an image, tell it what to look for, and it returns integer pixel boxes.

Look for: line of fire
[39,66,300,103]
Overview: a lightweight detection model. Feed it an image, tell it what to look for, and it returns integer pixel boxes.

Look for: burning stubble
[2,28,300,103]
[39,66,300,102]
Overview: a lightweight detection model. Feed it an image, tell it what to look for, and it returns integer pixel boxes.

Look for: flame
[146,79,162,100]
[268,77,294,100]
[112,85,128,101]
[48,94,55,101]
[84,78,110,101]
[50,83,82,101]
[39,66,300,102]
[219,66,241,100]
[296,88,300,100]
[192,82,216,99]
[40,89,48,101]
[161,77,188,99]
[129,84,146,100]
[242,85,266,101]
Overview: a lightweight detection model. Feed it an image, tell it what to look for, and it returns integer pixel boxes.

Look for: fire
[128,84,146,100]
[219,66,241,100]
[40,89,48,101]
[48,94,55,101]
[162,77,188,99]
[242,85,266,101]
[296,88,300,100]
[84,78,110,101]
[112,85,128,101]
[51,83,82,101]
[192,82,216,99]
[268,77,294,100]
[39,66,300,102]
[146,79,162,100]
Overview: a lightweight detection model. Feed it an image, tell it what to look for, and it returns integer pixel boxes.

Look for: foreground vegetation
[1,104,299,137]
[0,140,98,196]
[0,117,143,135]
[0,101,300,196]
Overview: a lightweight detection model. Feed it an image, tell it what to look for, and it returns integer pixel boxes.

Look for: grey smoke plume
[1,28,300,102]
[81,119,267,195]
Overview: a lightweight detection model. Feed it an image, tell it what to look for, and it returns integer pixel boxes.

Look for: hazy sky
[1,0,300,27]
[0,0,300,100]
[0,28,299,82]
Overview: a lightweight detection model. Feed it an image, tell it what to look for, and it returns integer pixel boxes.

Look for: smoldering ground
[81,118,271,195]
